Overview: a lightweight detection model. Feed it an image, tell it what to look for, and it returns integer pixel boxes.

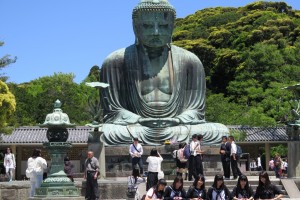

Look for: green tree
[9,73,93,126]
[0,41,16,81]
[0,80,16,132]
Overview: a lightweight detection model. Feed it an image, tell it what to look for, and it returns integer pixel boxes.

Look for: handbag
[126,190,136,198]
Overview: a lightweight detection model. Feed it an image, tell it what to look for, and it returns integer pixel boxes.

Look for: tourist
[186,174,207,199]
[146,148,163,191]
[231,174,254,200]
[254,171,284,199]
[84,151,99,200]
[64,156,74,182]
[129,138,144,175]
[269,158,274,171]
[250,159,257,171]
[127,168,146,200]
[257,154,262,171]
[188,134,203,181]
[282,158,288,178]
[207,174,230,200]
[197,134,205,173]
[175,142,188,179]
[26,149,47,197]
[274,153,282,178]
[219,136,231,180]
[99,0,229,146]
[143,178,167,200]
[3,147,16,182]
[163,176,187,199]
[228,136,242,179]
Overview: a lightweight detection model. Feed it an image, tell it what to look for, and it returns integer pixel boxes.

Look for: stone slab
[29,197,84,200]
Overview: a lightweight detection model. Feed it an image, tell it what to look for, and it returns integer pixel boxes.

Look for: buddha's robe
[100,44,229,145]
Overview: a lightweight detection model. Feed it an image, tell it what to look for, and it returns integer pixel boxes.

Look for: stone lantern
[33,99,81,198]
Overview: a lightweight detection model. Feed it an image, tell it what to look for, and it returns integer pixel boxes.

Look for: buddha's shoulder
[105,48,127,61]
[171,45,201,61]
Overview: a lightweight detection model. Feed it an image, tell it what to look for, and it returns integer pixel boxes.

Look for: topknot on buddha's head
[132,0,176,20]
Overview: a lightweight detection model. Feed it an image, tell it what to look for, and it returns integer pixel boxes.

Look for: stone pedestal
[34,142,80,198]
[288,141,300,178]
[88,131,106,180]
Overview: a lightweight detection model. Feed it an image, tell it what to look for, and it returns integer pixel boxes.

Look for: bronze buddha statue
[100,0,229,145]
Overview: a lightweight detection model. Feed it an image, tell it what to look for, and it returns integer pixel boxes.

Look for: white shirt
[129,143,143,158]
[250,161,257,168]
[230,141,237,156]
[127,175,145,190]
[146,187,160,199]
[190,140,200,156]
[4,153,15,169]
[257,157,262,167]
[146,156,163,172]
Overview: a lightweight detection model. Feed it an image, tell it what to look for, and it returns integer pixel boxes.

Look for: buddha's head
[132,0,176,48]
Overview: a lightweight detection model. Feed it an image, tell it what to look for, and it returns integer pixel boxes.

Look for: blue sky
[1,0,300,84]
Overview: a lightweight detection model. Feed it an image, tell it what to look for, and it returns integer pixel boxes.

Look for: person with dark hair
[4,147,16,182]
[254,171,284,200]
[164,176,187,200]
[64,156,74,182]
[274,153,282,178]
[175,142,188,179]
[219,136,231,180]
[188,134,204,181]
[146,148,163,191]
[186,174,207,199]
[144,179,167,200]
[207,174,230,200]
[26,149,47,197]
[84,151,100,200]
[231,174,254,200]
[129,138,144,175]
[228,135,242,179]
[127,168,146,200]
[197,134,204,173]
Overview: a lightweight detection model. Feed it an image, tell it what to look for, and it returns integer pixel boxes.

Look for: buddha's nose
[154,23,160,35]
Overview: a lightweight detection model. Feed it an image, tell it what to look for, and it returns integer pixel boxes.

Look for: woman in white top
[26,149,47,197]
[144,179,167,200]
[127,168,146,200]
[146,149,163,191]
[4,147,16,182]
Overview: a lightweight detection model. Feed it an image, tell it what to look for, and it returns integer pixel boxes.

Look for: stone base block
[29,197,85,200]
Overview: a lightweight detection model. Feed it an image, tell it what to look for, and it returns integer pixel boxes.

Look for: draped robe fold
[100,44,229,145]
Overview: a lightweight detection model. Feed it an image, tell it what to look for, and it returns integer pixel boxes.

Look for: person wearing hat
[129,138,144,175]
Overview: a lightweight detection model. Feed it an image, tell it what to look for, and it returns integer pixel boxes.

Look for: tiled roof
[0,125,288,144]
[227,125,288,142]
[0,126,92,144]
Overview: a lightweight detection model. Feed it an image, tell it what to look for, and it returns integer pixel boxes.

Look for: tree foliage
[173,1,300,127]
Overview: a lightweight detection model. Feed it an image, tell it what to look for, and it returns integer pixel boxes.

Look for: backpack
[236,145,242,158]
[183,144,191,159]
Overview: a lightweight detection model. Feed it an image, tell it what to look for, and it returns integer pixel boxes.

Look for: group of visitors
[219,136,242,180]
[249,155,262,172]
[269,154,288,178]
[137,171,283,200]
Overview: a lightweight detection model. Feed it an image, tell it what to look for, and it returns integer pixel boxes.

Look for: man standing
[188,134,204,180]
[220,136,231,180]
[228,136,242,179]
[84,151,99,200]
[129,138,144,175]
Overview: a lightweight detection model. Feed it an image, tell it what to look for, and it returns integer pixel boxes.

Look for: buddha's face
[134,11,174,48]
